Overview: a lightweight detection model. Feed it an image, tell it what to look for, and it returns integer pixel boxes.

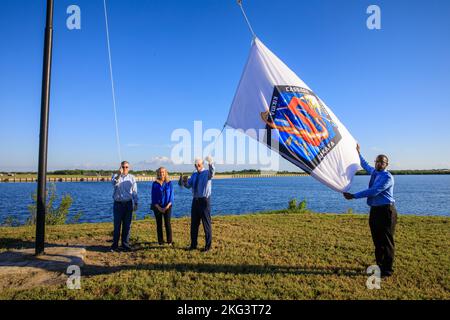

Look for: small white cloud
[151,156,173,164]
[64,163,117,170]
[134,157,174,170]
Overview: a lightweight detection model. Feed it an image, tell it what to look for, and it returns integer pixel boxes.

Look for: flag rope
[206,2,256,158]
[103,0,122,162]
[237,0,256,39]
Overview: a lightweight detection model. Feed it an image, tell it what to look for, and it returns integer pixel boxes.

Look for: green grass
[0,212,448,300]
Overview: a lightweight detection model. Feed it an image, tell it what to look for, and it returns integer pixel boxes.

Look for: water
[0,175,449,225]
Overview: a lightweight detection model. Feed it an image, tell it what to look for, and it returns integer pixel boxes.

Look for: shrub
[27,183,82,225]
[287,198,310,214]
[288,198,297,210]
[1,215,20,227]
[298,199,308,213]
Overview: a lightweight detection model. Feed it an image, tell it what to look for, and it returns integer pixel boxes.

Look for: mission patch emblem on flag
[261,85,342,172]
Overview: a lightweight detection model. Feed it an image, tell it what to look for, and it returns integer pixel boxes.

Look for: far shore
[0,173,309,183]
[1,170,450,183]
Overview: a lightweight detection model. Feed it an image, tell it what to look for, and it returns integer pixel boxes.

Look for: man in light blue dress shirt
[111,160,138,252]
[183,157,215,251]
[344,145,397,277]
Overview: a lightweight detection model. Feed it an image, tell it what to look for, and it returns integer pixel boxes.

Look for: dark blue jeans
[112,200,133,249]
[190,197,212,249]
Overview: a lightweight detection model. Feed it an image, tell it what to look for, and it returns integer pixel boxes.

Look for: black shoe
[201,247,211,252]
[110,246,119,253]
[121,246,132,252]
[187,246,197,251]
[381,271,393,278]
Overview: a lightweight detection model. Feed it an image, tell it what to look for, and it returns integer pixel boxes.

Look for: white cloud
[134,156,174,170]
[56,163,117,170]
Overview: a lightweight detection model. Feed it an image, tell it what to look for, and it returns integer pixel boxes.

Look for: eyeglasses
[374,160,387,164]
[122,166,129,169]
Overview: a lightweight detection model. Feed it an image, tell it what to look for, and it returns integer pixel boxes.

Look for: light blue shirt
[354,154,395,207]
[185,164,215,198]
[111,173,138,204]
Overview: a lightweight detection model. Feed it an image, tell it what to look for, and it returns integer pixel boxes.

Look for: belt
[115,199,132,203]
[372,203,395,208]
[193,196,208,200]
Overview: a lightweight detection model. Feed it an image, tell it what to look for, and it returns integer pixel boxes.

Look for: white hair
[194,157,203,165]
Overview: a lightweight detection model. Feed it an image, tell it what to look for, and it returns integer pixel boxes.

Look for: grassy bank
[0,212,448,299]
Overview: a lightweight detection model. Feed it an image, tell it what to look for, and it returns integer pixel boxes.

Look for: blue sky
[1,0,449,171]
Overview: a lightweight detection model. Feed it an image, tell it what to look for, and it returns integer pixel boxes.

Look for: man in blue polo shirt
[344,145,397,277]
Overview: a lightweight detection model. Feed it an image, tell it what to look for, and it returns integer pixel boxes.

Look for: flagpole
[36,0,54,256]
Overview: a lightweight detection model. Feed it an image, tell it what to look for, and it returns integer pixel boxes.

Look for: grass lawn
[0,212,448,299]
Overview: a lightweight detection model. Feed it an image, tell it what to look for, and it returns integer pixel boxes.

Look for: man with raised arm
[111,160,138,252]
[343,145,397,277]
[182,156,215,252]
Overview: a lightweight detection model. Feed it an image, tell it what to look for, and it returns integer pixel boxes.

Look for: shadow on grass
[0,237,36,250]
[0,237,114,253]
[0,238,364,278]
[0,238,162,252]
[82,263,363,277]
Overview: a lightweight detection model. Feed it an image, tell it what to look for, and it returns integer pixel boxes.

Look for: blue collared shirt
[151,180,174,207]
[111,173,138,204]
[185,164,215,198]
[354,154,395,207]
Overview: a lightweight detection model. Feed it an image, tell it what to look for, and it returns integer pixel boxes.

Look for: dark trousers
[112,200,133,249]
[369,204,397,274]
[190,197,212,249]
[153,207,173,244]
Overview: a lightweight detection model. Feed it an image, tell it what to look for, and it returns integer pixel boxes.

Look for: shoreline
[2,210,449,228]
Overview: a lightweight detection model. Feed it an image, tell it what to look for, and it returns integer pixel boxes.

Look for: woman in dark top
[151,167,174,245]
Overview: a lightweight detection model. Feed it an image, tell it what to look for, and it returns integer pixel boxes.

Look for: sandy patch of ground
[0,246,86,291]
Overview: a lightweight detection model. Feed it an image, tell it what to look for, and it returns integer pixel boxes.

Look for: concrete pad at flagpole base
[0,246,86,289]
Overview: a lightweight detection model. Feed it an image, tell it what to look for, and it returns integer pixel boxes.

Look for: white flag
[226,38,360,192]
